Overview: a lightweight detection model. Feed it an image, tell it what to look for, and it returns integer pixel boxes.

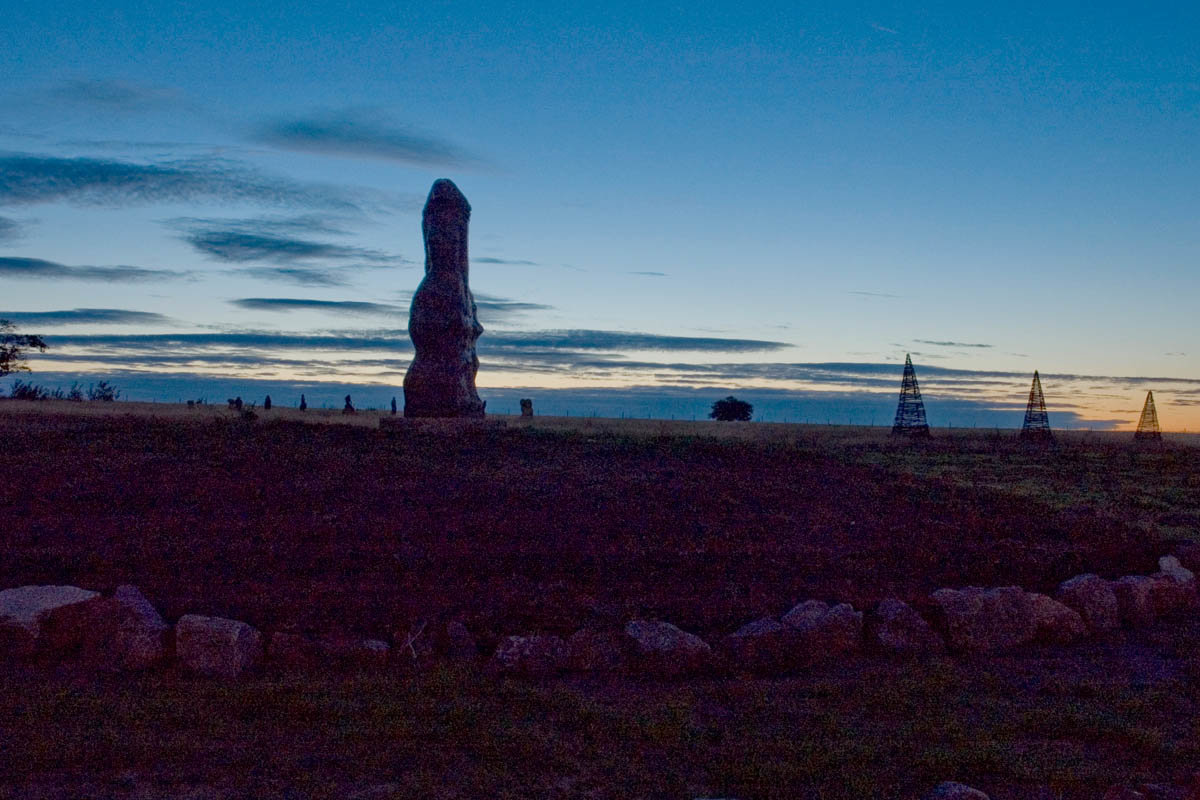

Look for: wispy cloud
[47,78,177,112]
[0,153,377,211]
[237,267,351,287]
[0,256,186,282]
[474,293,553,316]
[483,330,791,353]
[630,271,667,277]
[848,291,900,298]
[168,213,356,238]
[473,257,538,266]
[40,328,791,357]
[915,339,993,349]
[0,308,171,326]
[168,216,409,279]
[231,298,404,316]
[396,290,552,323]
[254,111,481,168]
[0,215,23,243]
[186,230,403,265]
[868,21,900,34]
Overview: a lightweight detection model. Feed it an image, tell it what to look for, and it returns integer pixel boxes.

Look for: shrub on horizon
[87,381,120,402]
[8,379,49,401]
[709,395,753,422]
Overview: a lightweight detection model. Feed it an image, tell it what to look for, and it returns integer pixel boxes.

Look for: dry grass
[1,400,1199,799]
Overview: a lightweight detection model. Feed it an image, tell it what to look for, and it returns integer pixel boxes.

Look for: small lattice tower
[1135,390,1162,441]
[892,354,930,437]
[1020,370,1053,442]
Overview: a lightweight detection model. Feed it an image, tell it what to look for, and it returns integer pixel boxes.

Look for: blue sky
[2,2,1198,427]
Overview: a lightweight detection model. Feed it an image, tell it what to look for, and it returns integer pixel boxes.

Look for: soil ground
[2,401,1199,799]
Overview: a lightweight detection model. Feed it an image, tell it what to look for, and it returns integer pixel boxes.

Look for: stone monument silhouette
[403,179,486,418]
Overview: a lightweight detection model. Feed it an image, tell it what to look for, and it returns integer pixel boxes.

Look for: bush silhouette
[709,395,753,422]
[0,319,47,378]
[87,381,120,402]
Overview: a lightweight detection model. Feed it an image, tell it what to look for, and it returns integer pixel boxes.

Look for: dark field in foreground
[3,405,1197,639]
[2,404,1200,799]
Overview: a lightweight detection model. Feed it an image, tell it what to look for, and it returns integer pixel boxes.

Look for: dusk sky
[2,2,1198,428]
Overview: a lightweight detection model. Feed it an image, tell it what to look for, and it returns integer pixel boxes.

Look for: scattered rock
[781,600,863,657]
[1027,592,1089,644]
[781,599,829,630]
[865,598,945,656]
[722,617,801,674]
[1158,555,1196,588]
[111,585,170,670]
[624,620,711,677]
[492,634,568,677]
[816,603,864,653]
[403,178,486,419]
[0,585,100,658]
[1148,572,1192,615]
[1056,574,1119,633]
[1112,576,1158,627]
[320,634,391,670]
[361,639,390,663]
[925,781,990,800]
[175,614,264,678]
[567,628,625,672]
[929,586,1036,653]
[1156,555,1198,609]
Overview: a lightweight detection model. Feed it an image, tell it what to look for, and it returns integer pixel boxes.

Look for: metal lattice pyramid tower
[1020,370,1053,442]
[892,354,930,437]
[1135,390,1162,441]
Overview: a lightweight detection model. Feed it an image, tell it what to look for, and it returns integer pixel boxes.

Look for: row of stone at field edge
[0,556,1195,680]
[494,555,1198,678]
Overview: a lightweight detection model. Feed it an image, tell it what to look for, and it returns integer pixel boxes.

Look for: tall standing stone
[403,179,486,418]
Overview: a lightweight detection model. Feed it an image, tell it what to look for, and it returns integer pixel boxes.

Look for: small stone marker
[520,398,533,417]
[299,393,307,411]
[263,395,271,410]
[343,394,355,414]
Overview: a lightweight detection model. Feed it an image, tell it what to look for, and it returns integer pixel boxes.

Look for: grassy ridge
[2,403,1199,799]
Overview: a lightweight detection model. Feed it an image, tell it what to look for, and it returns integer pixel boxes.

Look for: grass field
[2,400,1199,799]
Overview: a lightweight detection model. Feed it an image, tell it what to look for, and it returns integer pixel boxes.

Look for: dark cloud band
[255,112,479,168]
[231,298,404,316]
[0,256,185,282]
[0,308,171,326]
[0,153,369,211]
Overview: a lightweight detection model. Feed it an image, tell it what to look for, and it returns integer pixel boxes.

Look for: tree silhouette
[709,395,753,422]
[0,319,47,378]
